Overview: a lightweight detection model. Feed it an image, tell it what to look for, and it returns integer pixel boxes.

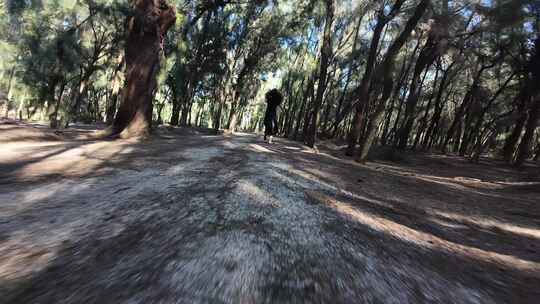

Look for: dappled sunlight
[0,181,91,218]
[281,145,301,151]
[0,238,57,282]
[268,162,338,191]
[434,211,540,241]
[248,143,277,154]
[1,140,134,182]
[307,191,540,274]
[235,179,281,207]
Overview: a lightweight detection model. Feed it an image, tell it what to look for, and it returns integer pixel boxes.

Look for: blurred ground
[1,120,539,304]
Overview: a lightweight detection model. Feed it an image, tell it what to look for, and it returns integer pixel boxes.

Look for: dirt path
[1,122,539,303]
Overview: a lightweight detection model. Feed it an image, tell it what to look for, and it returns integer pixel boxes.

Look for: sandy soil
[1,120,539,304]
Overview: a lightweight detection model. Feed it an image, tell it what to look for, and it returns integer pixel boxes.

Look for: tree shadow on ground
[2,129,540,303]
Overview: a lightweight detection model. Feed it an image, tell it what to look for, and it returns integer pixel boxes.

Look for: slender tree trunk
[388,36,423,145]
[504,35,540,163]
[380,56,409,145]
[111,0,176,138]
[422,62,455,150]
[444,72,479,152]
[285,77,305,137]
[502,97,528,162]
[293,78,313,140]
[413,66,439,149]
[356,0,431,162]
[345,5,393,155]
[106,54,125,125]
[533,140,540,161]
[464,72,516,156]
[395,7,449,149]
[49,81,66,128]
[330,14,362,138]
[3,67,15,118]
[170,95,181,126]
[515,98,540,166]
[306,0,334,147]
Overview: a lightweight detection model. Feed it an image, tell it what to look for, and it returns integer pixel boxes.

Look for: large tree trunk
[111,0,176,138]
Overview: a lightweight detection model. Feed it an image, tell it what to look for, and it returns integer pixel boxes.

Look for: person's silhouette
[263,89,283,143]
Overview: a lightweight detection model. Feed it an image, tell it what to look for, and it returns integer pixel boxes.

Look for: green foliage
[0,0,538,163]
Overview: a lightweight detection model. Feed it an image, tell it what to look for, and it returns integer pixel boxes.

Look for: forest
[1,0,540,303]
[0,0,538,164]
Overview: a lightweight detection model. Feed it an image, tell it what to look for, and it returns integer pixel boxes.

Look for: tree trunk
[502,98,528,162]
[356,0,431,162]
[49,81,66,128]
[464,72,516,157]
[444,71,480,152]
[106,54,125,125]
[505,35,540,163]
[293,78,313,140]
[111,0,176,138]
[533,140,540,161]
[422,62,456,150]
[413,66,440,149]
[380,55,410,145]
[515,98,540,166]
[3,67,15,118]
[345,5,394,155]
[306,0,334,147]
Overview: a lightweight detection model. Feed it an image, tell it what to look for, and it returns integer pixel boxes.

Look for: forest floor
[1,119,540,304]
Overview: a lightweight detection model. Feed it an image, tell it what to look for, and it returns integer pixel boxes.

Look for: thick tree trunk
[111,0,176,138]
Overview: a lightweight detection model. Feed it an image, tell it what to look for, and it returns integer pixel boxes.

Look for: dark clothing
[264,103,279,137]
[263,89,283,139]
